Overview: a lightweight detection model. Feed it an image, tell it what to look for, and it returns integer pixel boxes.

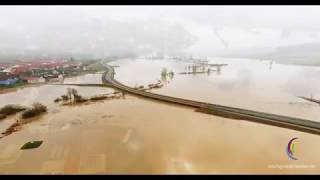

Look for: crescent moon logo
[286,137,298,160]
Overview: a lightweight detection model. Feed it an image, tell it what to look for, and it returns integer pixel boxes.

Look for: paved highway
[102,65,320,136]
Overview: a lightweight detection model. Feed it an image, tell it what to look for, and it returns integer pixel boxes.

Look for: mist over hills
[2,6,320,66]
[0,18,197,61]
[217,43,320,66]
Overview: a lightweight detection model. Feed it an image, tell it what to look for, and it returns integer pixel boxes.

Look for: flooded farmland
[0,58,320,174]
[111,58,320,121]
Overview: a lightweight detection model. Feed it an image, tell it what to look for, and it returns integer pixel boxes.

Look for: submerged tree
[168,71,174,79]
[66,88,79,103]
[161,67,168,77]
[160,67,168,82]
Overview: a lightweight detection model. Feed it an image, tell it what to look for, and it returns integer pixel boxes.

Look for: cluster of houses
[0,60,84,86]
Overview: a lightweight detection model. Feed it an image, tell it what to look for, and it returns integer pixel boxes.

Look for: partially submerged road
[102,65,320,135]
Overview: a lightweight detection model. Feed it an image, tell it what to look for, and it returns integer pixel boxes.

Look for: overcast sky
[1,6,320,58]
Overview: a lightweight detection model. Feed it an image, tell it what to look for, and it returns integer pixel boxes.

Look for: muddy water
[0,60,319,174]
[111,58,320,121]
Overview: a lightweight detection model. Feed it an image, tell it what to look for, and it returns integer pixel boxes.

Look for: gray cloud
[1,6,320,60]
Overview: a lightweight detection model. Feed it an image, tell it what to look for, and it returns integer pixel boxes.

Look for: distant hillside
[219,43,320,66]
[262,43,320,65]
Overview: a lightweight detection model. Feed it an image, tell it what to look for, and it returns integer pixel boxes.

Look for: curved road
[103,65,320,136]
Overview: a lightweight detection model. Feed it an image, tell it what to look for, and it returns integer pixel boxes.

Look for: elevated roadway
[101,65,320,136]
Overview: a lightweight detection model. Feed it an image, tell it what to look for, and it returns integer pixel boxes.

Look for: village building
[0,60,85,86]
[0,72,19,86]
[20,76,45,84]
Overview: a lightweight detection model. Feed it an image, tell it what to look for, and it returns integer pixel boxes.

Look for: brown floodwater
[111,58,320,121]
[0,58,319,174]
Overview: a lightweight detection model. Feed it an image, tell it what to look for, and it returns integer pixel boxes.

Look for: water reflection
[111,58,320,121]
[0,58,320,174]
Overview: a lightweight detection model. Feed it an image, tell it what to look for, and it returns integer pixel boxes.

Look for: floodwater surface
[111,58,320,121]
[0,58,319,174]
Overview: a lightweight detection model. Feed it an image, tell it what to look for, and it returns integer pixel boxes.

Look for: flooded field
[111,58,320,121]
[0,58,320,174]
